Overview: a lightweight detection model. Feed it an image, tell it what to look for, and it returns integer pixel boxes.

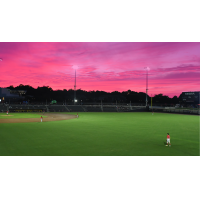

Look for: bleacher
[103,106,118,112]
[4,104,145,113]
[118,106,130,112]
[48,105,68,112]
[8,104,46,112]
[84,105,102,112]
[130,106,146,112]
[0,104,7,112]
[2,103,198,115]
[66,105,85,112]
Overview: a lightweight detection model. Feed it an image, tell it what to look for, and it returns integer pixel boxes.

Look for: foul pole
[74,70,76,105]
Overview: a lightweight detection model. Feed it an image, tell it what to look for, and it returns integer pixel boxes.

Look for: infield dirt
[0,113,76,123]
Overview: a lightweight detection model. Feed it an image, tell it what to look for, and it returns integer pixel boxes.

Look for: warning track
[0,113,77,123]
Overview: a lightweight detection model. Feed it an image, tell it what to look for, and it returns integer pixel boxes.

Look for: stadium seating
[66,105,85,112]
[84,105,102,112]
[103,106,118,112]
[2,103,198,115]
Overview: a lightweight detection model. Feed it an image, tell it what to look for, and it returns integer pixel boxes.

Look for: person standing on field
[7,110,8,115]
[77,113,79,118]
[41,116,43,122]
[166,133,171,146]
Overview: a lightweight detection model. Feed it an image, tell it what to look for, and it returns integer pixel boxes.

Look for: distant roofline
[182,91,200,92]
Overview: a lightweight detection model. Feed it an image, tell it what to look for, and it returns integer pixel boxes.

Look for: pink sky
[0,42,199,97]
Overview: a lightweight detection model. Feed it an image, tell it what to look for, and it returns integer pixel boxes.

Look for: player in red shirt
[77,113,79,118]
[41,116,43,122]
[7,110,8,115]
[166,133,171,146]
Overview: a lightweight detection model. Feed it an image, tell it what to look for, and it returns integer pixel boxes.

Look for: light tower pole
[0,58,3,89]
[145,67,149,107]
[0,58,3,104]
[74,70,76,105]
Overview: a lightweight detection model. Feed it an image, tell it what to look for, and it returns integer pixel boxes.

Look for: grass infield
[0,112,199,156]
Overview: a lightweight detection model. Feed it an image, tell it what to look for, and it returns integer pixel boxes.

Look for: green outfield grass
[0,112,199,156]
[0,113,47,119]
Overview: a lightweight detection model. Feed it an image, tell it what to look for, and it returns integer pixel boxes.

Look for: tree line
[7,84,182,105]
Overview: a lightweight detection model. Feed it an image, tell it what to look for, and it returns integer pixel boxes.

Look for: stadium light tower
[0,58,2,88]
[144,67,149,107]
[74,70,77,105]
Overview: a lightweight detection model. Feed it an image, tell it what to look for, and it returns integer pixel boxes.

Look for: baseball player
[7,110,8,115]
[41,116,43,122]
[77,113,79,118]
[166,133,171,146]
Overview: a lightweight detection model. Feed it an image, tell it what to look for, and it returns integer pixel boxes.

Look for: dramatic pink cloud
[0,42,199,97]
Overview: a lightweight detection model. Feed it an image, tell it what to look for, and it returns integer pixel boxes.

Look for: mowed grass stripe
[0,112,199,156]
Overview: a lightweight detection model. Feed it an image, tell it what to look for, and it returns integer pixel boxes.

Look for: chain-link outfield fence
[2,104,146,112]
[0,104,199,115]
[150,106,200,115]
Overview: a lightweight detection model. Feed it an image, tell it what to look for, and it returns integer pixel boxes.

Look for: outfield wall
[2,104,199,115]
[150,107,200,115]
[3,104,146,113]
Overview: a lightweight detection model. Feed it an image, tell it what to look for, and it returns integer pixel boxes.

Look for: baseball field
[0,112,199,156]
